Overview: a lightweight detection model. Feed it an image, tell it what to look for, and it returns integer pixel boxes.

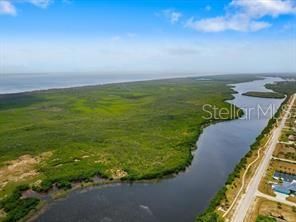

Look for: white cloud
[231,0,296,18]
[0,0,54,16]
[186,14,271,32]
[24,0,53,8]
[0,1,17,15]
[162,9,182,24]
[186,0,296,32]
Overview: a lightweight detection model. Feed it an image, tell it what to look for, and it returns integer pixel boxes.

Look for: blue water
[32,77,284,222]
[0,73,187,94]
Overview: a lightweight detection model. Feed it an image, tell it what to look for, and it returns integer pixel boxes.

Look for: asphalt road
[231,94,296,222]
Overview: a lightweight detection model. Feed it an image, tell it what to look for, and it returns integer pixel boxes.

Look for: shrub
[195,95,291,222]
[56,180,72,190]
[0,186,40,222]
[3,198,40,222]
[256,215,276,222]
[32,180,53,192]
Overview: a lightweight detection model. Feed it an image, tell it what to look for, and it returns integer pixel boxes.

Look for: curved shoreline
[22,87,244,222]
[196,85,288,221]
[242,91,285,99]
[1,76,280,222]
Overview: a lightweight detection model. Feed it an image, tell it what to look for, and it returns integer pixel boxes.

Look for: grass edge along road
[229,94,296,222]
[222,131,273,218]
[195,80,296,222]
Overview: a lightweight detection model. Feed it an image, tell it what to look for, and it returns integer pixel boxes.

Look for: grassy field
[0,77,250,202]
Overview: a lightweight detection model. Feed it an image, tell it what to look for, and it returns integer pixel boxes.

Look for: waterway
[35,77,283,222]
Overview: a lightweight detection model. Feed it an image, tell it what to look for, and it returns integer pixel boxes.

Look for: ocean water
[0,73,181,94]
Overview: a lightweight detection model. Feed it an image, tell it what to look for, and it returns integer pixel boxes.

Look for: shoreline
[0,73,264,96]
[24,89,244,222]
[1,76,275,222]
[196,92,289,221]
[0,75,202,96]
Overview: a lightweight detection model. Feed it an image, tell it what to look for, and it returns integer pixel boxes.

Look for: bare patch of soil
[245,197,296,222]
[109,169,128,179]
[0,152,52,190]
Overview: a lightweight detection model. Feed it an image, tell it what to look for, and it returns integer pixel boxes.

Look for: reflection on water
[35,78,283,222]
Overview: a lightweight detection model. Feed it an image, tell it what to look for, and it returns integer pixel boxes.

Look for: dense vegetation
[196,81,291,222]
[0,185,40,222]
[204,74,262,83]
[1,76,292,222]
[195,107,284,221]
[242,91,285,99]
[256,215,276,222]
[0,78,246,200]
[266,81,296,96]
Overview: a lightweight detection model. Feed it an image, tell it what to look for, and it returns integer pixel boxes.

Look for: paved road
[231,94,296,222]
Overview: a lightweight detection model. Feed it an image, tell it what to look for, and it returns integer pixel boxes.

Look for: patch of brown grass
[245,197,296,222]
[258,160,276,197]
[0,152,52,191]
[274,143,296,161]
[0,209,6,220]
[286,196,296,203]
[221,135,270,216]
[109,169,128,179]
[274,159,296,174]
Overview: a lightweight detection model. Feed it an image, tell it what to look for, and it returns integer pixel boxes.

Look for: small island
[242,91,285,99]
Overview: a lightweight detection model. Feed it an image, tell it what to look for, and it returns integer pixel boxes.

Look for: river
[34,77,283,222]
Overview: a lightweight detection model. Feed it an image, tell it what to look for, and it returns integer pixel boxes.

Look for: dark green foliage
[196,211,223,222]
[15,184,30,192]
[266,81,296,96]
[0,76,261,221]
[204,74,263,84]
[56,180,72,190]
[256,215,276,222]
[0,186,40,222]
[196,94,291,222]
[242,91,285,99]
[32,180,53,193]
[3,198,39,222]
[0,191,22,212]
[0,78,242,185]
[0,94,45,111]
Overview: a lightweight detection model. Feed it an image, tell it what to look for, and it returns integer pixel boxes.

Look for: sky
[0,0,296,75]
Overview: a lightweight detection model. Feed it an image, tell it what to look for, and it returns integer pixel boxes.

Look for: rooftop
[273,171,296,182]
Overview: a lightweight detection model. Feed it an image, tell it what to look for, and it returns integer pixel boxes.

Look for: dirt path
[229,94,295,222]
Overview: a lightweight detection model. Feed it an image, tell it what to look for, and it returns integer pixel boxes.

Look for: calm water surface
[0,73,182,94]
[33,78,283,222]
